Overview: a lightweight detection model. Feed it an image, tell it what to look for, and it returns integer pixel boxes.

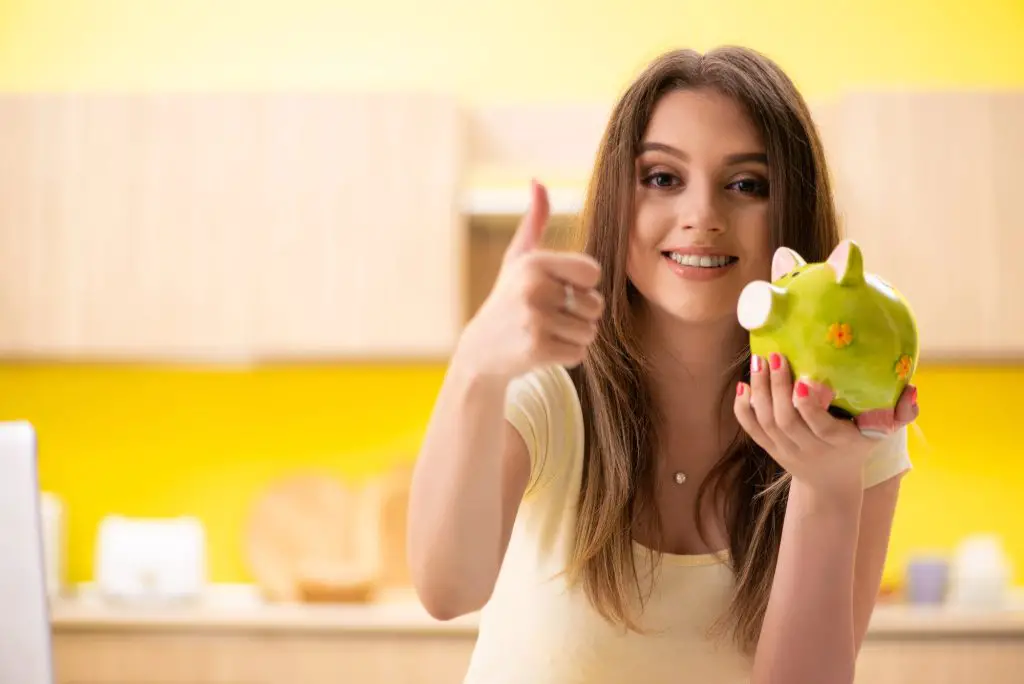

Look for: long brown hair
[564,46,841,653]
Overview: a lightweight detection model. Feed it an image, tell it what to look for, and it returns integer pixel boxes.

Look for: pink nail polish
[769,353,782,371]
[909,386,918,406]
[751,355,762,373]
[795,381,809,399]
[736,382,745,396]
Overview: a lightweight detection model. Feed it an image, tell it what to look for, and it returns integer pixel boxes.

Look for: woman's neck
[639,305,747,422]
[636,304,747,475]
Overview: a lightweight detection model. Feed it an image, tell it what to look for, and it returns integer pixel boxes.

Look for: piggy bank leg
[854,408,898,439]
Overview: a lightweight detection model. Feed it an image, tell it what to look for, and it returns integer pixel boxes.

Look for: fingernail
[769,353,782,371]
[795,381,809,399]
[909,386,918,406]
[751,355,763,373]
[736,382,745,396]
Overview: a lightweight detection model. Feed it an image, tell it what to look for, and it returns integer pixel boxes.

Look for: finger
[544,310,598,346]
[545,282,604,322]
[748,354,774,427]
[895,385,919,425]
[528,251,602,290]
[768,353,816,446]
[793,377,859,444]
[568,288,605,322]
[749,354,797,453]
[503,180,549,262]
[800,378,837,411]
[522,274,603,322]
[810,381,835,410]
[734,382,775,452]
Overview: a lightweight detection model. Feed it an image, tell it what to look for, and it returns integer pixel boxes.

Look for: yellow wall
[0,362,1021,586]
[0,0,1023,102]
[0,0,1022,588]
[0,363,446,582]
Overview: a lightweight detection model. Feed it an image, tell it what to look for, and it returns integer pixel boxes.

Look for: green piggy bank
[736,239,919,420]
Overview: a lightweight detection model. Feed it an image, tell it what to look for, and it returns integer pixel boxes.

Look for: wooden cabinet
[51,625,1024,684]
[828,91,1024,359]
[856,637,1024,684]
[0,93,465,361]
[2,91,1022,361]
[52,629,475,684]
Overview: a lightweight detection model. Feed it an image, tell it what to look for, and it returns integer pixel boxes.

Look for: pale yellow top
[462,364,912,684]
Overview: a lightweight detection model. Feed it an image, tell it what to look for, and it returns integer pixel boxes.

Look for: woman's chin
[649,296,741,327]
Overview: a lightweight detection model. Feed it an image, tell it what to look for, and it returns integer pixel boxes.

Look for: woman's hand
[734,352,919,498]
[456,180,604,382]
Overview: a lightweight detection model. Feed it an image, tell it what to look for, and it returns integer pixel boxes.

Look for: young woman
[407,46,919,684]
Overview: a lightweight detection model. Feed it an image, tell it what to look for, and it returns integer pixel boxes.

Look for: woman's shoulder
[507,363,578,398]
[505,364,585,498]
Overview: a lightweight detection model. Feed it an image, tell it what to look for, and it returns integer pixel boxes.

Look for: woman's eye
[729,177,769,197]
[643,172,680,188]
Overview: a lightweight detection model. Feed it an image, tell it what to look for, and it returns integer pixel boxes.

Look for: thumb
[503,180,550,263]
[894,385,919,425]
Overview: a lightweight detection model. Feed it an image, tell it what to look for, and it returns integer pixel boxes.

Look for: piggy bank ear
[771,246,807,281]
[827,239,865,285]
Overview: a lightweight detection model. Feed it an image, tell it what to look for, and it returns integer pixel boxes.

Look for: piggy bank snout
[738,280,782,331]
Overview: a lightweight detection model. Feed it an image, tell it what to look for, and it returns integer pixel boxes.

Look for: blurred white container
[94,515,207,604]
[38,491,65,598]
[948,534,1012,609]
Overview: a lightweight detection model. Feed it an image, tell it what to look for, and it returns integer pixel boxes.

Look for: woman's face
[627,87,773,326]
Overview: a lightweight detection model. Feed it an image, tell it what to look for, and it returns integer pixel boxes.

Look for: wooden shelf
[461,186,585,217]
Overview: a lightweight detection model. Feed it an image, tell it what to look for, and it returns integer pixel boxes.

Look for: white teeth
[669,253,734,268]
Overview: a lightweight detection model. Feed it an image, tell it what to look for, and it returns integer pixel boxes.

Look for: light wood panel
[51,628,1024,684]
[855,638,1024,684]
[52,630,474,684]
[829,91,1024,359]
[0,93,465,361]
[247,94,465,359]
[2,92,1022,360]
[990,94,1024,350]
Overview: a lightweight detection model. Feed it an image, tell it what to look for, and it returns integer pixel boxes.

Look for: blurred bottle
[39,491,65,599]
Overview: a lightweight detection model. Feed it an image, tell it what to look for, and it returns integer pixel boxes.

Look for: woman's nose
[676,182,724,233]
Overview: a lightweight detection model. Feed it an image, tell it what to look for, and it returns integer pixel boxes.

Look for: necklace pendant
[673,471,687,485]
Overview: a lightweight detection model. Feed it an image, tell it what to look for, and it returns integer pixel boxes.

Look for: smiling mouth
[662,252,739,269]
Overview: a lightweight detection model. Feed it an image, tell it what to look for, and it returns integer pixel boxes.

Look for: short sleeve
[862,425,913,489]
[503,364,583,499]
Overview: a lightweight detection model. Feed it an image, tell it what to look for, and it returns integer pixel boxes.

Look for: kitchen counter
[49,585,477,635]
[49,584,1024,638]
[867,602,1024,637]
[48,586,1024,684]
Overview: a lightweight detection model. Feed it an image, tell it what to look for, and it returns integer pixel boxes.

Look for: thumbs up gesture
[458,181,604,381]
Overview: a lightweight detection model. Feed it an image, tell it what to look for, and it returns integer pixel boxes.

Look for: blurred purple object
[905,556,949,605]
